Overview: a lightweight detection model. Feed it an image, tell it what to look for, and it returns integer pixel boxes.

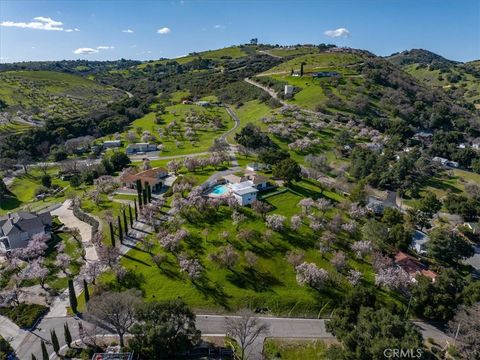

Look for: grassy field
[100,102,234,156]
[267,47,320,58]
[0,167,71,214]
[99,177,398,316]
[403,168,480,208]
[263,338,336,360]
[262,52,364,75]
[0,71,125,122]
[138,46,248,68]
[404,64,480,104]
[0,120,34,137]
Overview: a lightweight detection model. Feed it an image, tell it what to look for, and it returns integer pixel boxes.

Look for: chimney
[7,212,11,220]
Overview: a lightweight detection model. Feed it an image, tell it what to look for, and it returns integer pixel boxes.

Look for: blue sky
[0,0,478,63]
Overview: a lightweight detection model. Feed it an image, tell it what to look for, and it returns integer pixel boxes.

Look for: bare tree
[448,303,480,359]
[85,289,141,347]
[226,310,269,360]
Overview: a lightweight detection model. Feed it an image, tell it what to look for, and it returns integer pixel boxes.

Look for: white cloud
[324,27,350,38]
[157,27,171,34]
[213,24,225,29]
[122,29,134,33]
[73,47,99,55]
[97,45,115,50]
[65,28,80,32]
[0,16,64,31]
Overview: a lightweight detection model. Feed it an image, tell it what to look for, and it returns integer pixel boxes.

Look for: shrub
[0,303,48,329]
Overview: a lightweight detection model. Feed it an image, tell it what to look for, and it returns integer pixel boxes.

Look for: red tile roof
[394,251,437,281]
[120,167,168,185]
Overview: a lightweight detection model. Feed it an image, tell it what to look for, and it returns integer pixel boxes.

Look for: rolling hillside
[0,70,126,126]
[387,49,480,105]
[252,49,479,135]
[138,45,251,68]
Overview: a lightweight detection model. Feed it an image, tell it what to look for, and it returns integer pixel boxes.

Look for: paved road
[197,314,331,359]
[8,314,454,359]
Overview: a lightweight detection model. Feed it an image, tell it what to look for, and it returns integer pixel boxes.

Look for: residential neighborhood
[0,1,479,359]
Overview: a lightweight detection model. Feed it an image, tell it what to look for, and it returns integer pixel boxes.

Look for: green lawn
[262,52,364,75]
[98,179,395,316]
[100,102,234,156]
[0,70,124,121]
[1,167,70,214]
[263,338,334,360]
[138,46,248,68]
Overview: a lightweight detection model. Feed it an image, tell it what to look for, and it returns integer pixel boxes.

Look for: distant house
[365,142,383,152]
[195,101,210,107]
[119,167,168,192]
[246,163,266,172]
[411,230,429,254]
[126,143,158,155]
[231,181,259,206]
[432,156,459,168]
[182,100,193,105]
[103,140,122,149]
[312,71,340,78]
[291,71,301,77]
[284,85,294,96]
[414,131,433,142]
[366,197,385,215]
[472,138,480,150]
[0,211,52,252]
[394,251,437,283]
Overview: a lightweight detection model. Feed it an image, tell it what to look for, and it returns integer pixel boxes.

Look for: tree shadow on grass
[157,257,182,280]
[280,230,315,250]
[424,178,462,194]
[184,233,206,255]
[0,195,22,211]
[226,267,282,292]
[289,183,322,200]
[193,276,231,309]
[123,254,152,267]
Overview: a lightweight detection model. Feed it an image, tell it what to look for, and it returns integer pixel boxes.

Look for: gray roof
[0,211,52,237]
[233,187,258,196]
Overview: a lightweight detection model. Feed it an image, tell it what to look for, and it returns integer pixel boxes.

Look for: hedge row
[0,303,48,329]
[73,206,100,237]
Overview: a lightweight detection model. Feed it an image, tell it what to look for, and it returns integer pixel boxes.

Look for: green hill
[253,50,478,133]
[261,51,366,75]
[0,70,126,123]
[386,49,480,105]
[138,46,250,68]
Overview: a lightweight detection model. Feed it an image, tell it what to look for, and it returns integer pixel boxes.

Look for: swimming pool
[209,184,229,196]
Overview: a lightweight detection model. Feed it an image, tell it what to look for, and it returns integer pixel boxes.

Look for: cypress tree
[123,208,128,233]
[51,329,60,354]
[118,216,123,244]
[143,188,148,205]
[128,204,133,227]
[109,222,115,247]
[136,179,143,209]
[83,279,90,303]
[64,322,72,348]
[134,199,138,221]
[300,62,304,76]
[41,340,48,360]
[146,182,152,202]
[68,278,77,313]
